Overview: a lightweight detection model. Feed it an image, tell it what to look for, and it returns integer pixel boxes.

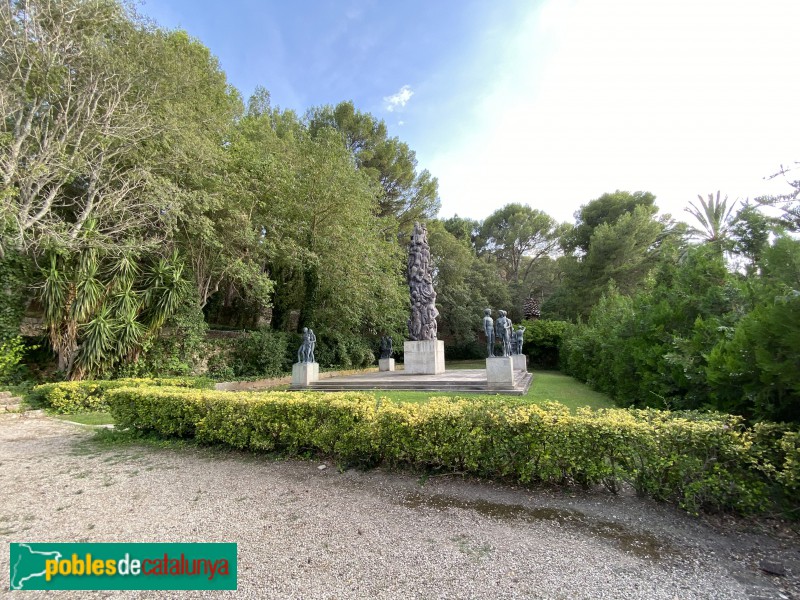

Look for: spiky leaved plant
[685,191,738,252]
[39,245,189,380]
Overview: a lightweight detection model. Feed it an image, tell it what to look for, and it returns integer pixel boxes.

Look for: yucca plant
[106,251,141,294]
[38,246,189,380]
[72,305,116,380]
[70,250,104,324]
[114,312,147,361]
[141,252,188,334]
[40,252,77,372]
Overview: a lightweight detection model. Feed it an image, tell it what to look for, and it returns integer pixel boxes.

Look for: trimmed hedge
[32,378,215,414]
[106,386,800,514]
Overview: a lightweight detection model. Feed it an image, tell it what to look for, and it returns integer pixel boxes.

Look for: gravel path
[1,411,798,599]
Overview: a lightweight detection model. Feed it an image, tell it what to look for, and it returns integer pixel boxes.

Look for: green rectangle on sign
[10,543,237,590]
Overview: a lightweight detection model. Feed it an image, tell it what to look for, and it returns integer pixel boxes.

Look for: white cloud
[398,120,405,126]
[426,0,800,224]
[384,85,414,112]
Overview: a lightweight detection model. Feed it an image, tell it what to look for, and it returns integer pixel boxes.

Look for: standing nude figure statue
[514,326,526,355]
[297,327,317,363]
[483,309,495,357]
[495,310,513,357]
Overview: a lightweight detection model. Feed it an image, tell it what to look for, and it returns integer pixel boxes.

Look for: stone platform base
[512,354,528,372]
[378,358,395,372]
[403,340,445,375]
[291,362,319,387]
[486,357,514,390]
[305,369,532,395]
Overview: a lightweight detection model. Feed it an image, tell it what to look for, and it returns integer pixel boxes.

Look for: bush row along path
[0,411,798,599]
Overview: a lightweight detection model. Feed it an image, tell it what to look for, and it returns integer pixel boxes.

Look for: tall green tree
[442,215,482,251]
[1,0,159,258]
[547,201,668,320]
[729,204,774,274]
[306,101,440,232]
[565,190,658,254]
[232,101,407,339]
[479,203,563,284]
[477,204,566,319]
[129,29,274,310]
[756,162,800,230]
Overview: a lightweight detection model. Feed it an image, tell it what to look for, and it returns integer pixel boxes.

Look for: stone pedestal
[403,340,445,375]
[512,354,528,372]
[378,358,395,372]
[486,357,514,389]
[292,362,319,387]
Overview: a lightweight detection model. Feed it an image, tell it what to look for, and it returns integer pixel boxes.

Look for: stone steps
[300,371,533,396]
[309,387,526,395]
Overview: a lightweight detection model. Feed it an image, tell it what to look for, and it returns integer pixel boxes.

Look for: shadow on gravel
[401,492,672,561]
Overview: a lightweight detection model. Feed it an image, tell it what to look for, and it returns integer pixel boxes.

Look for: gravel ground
[1,410,798,600]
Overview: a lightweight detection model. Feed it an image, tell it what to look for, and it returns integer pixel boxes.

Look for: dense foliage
[561,237,800,423]
[1,0,415,378]
[520,319,569,369]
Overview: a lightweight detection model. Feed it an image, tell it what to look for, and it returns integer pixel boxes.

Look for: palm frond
[685,191,737,245]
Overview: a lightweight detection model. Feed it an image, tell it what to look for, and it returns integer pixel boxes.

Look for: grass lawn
[525,371,614,410]
[372,365,615,411]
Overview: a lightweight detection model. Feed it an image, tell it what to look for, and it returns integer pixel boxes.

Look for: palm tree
[685,191,738,251]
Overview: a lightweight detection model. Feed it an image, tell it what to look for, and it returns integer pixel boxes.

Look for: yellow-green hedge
[32,377,215,414]
[106,386,800,514]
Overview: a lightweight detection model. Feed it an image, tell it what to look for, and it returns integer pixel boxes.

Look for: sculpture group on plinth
[496,310,513,357]
[292,326,319,386]
[482,309,525,358]
[482,309,527,383]
[404,222,445,374]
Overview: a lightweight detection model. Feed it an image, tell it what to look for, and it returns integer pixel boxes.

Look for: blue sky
[139,0,800,225]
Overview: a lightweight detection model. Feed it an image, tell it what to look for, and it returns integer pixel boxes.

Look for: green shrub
[750,422,800,493]
[32,377,215,413]
[0,250,32,343]
[777,431,800,492]
[118,300,210,378]
[520,319,569,369]
[228,329,292,378]
[314,332,374,370]
[205,329,377,379]
[206,340,237,381]
[559,248,749,414]
[0,336,26,384]
[104,386,798,515]
[707,292,800,423]
[443,340,483,360]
